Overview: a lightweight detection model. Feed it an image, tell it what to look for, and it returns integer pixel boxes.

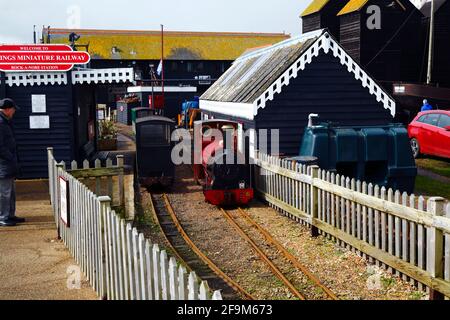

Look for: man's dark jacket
[0,112,18,178]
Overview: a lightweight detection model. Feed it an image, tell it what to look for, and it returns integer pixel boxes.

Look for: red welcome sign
[0,44,90,72]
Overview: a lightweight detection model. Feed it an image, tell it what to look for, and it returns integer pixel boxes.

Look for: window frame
[437,114,450,129]
[139,123,171,147]
[422,113,441,127]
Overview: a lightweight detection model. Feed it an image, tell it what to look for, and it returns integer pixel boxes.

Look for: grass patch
[134,202,160,233]
[414,175,450,200]
[416,158,450,178]
[409,291,425,300]
[380,276,395,290]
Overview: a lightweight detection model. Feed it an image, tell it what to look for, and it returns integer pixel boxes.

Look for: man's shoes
[9,216,25,223]
[0,220,16,227]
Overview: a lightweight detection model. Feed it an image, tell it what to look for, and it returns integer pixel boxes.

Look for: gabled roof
[200,29,396,120]
[337,0,408,15]
[300,0,331,17]
[43,28,290,61]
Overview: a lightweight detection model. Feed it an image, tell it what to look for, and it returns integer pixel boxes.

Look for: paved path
[0,180,97,300]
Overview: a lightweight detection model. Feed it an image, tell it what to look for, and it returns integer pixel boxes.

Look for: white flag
[157,59,163,76]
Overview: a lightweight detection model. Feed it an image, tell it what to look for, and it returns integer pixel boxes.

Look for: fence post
[426,197,445,300]
[310,165,320,237]
[55,162,65,239]
[117,155,125,207]
[188,272,199,300]
[212,290,223,300]
[445,203,450,286]
[99,196,112,300]
[47,147,54,204]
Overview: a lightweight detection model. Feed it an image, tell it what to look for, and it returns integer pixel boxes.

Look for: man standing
[0,98,24,227]
[421,99,433,112]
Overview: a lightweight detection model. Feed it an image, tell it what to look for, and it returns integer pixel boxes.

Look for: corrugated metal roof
[200,33,319,103]
[300,0,331,16]
[43,28,290,61]
[337,0,370,15]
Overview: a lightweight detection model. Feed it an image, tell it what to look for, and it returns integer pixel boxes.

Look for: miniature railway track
[149,192,254,300]
[221,207,338,300]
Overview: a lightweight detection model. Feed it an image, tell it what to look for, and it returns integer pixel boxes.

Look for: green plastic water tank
[299,123,417,194]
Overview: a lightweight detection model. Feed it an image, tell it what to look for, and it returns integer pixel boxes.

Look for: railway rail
[221,207,338,300]
[148,188,337,300]
[149,192,254,300]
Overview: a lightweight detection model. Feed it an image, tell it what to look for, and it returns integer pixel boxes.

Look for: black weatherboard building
[419,0,450,88]
[0,68,134,179]
[301,0,423,85]
[301,0,348,41]
[200,30,395,156]
[338,0,423,84]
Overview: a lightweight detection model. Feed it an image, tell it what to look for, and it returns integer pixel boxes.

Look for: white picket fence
[47,147,222,300]
[254,151,450,299]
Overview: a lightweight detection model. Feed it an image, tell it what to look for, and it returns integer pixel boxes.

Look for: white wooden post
[138,233,147,300]
[188,272,199,300]
[132,228,141,300]
[55,162,65,239]
[153,244,161,300]
[445,203,450,285]
[310,165,319,237]
[168,257,179,300]
[120,220,130,300]
[98,196,111,300]
[426,197,445,300]
[145,240,154,300]
[160,250,169,300]
[47,147,54,204]
[116,218,124,300]
[109,212,118,300]
[199,281,210,300]
[178,265,188,300]
[126,224,136,300]
[212,290,223,300]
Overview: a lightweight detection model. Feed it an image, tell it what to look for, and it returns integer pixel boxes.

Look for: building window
[197,62,204,72]
[171,62,178,71]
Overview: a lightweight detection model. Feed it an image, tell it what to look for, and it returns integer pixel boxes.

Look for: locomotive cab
[135,116,176,187]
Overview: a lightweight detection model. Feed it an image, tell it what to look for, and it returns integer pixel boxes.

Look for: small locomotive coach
[193,119,253,206]
[135,116,176,187]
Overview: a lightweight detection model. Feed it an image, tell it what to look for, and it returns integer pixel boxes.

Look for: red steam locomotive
[193,119,253,206]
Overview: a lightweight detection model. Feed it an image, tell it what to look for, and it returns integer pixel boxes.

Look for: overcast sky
[0,0,310,44]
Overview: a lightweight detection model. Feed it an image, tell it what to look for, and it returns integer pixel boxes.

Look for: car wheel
[410,138,420,158]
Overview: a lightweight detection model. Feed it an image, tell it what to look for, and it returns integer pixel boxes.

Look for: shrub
[98,120,118,140]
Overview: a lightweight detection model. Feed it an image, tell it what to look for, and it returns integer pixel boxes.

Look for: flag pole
[161,24,165,105]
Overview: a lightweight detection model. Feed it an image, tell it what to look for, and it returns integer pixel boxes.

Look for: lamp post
[149,64,155,110]
[427,0,435,85]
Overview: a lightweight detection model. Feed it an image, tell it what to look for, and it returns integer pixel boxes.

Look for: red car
[408,110,450,159]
